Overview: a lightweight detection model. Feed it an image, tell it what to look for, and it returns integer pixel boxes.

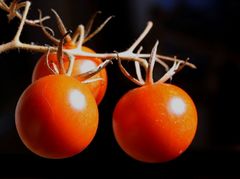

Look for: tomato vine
[0,0,197,162]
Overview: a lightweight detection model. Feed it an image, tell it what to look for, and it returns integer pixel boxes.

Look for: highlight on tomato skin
[112,82,198,163]
[15,75,99,159]
[32,46,108,105]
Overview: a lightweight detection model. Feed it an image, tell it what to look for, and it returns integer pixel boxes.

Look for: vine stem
[128,21,153,52]
[146,41,159,84]
[0,1,196,72]
[0,0,50,26]
[13,1,30,41]
[157,60,181,83]
[0,1,31,53]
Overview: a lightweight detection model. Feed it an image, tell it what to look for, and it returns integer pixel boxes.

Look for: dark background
[0,0,240,178]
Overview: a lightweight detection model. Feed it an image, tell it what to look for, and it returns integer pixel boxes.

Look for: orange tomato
[15,75,98,159]
[113,82,197,163]
[32,46,108,105]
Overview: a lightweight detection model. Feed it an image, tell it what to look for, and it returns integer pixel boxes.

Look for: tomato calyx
[117,40,194,87]
[38,10,112,84]
[44,47,111,85]
[42,27,111,85]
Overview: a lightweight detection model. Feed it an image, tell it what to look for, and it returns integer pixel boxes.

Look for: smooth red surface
[15,75,98,159]
[113,82,198,163]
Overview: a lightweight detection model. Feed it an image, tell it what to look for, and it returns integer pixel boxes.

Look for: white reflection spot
[169,97,186,115]
[69,90,86,110]
[80,60,97,73]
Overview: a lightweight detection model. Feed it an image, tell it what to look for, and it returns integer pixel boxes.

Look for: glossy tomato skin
[113,82,197,163]
[15,75,98,159]
[32,46,108,105]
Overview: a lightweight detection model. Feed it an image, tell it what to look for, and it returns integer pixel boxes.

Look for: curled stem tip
[51,9,72,42]
[38,9,59,45]
[57,31,72,74]
[46,48,59,74]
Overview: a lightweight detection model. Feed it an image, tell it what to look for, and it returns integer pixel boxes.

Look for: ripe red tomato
[113,82,197,163]
[32,46,108,105]
[15,75,98,159]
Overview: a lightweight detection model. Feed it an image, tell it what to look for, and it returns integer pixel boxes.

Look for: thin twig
[84,15,114,43]
[38,9,59,45]
[0,3,196,75]
[65,53,75,76]
[118,59,145,86]
[76,25,85,49]
[75,59,112,80]
[155,58,169,71]
[51,9,72,43]
[146,41,158,84]
[134,46,145,84]
[84,11,101,37]
[13,1,30,42]
[128,21,153,52]
[157,54,196,69]
[71,25,81,43]
[46,48,59,74]
[0,0,50,26]
[82,77,103,84]
[57,31,72,74]
[157,60,181,83]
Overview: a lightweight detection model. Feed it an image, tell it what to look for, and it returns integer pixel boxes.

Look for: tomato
[112,82,197,163]
[15,75,98,159]
[32,46,108,105]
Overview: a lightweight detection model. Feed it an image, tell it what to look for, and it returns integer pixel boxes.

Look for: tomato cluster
[11,4,197,162]
[16,48,197,162]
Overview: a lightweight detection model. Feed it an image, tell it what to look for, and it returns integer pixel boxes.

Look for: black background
[0,0,240,178]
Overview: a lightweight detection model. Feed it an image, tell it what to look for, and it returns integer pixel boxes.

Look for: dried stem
[134,46,145,84]
[156,54,196,69]
[146,41,158,84]
[156,58,169,71]
[83,15,114,43]
[51,9,72,43]
[38,9,59,45]
[84,11,101,37]
[71,25,81,43]
[46,48,59,75]
[75,59,112,81]
[0,10,195,72]
[128,21,153,52]
[157,59,181,83]
[65,53,75,76]
[0,1,56,54]
[82,77,104,84]
[57,30,73,74]
[0,0,50,26]
[0,1,196,82]
[13,1,29,41]
[118,59,145,86]
[57,34,66,74]
[175,57,190,73]
[76,25,85,49]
